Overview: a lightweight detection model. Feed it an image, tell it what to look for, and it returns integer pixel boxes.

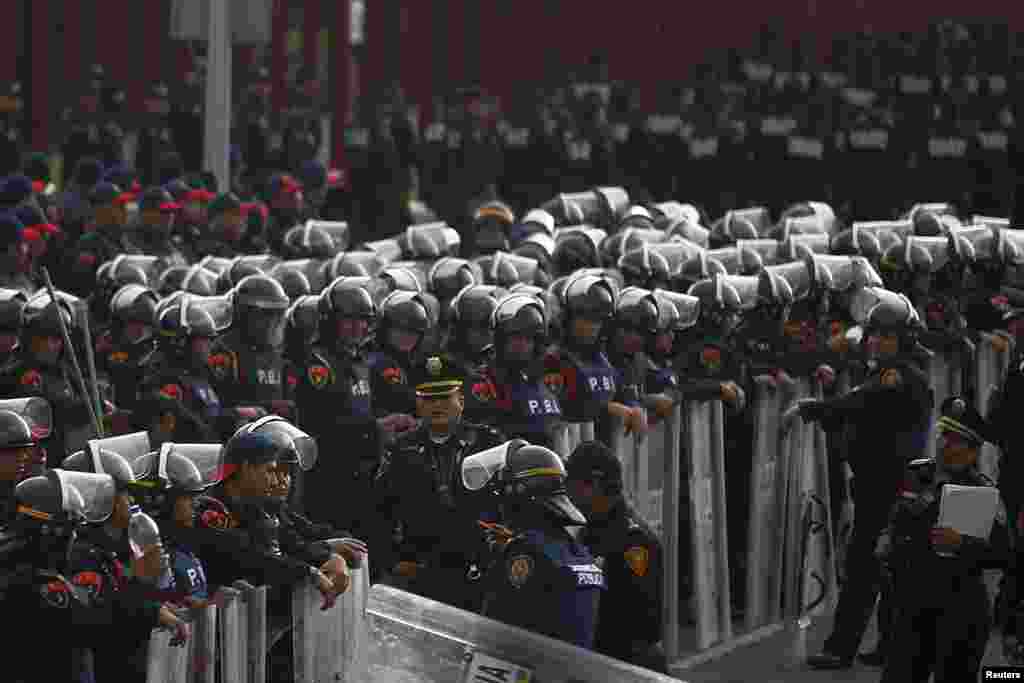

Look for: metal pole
[203,0,232,191]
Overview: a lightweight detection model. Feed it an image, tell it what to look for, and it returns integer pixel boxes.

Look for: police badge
[507,554,534,588]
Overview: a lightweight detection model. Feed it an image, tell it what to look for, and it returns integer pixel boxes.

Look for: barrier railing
[365,583,682,683]
[143,338,1015,678]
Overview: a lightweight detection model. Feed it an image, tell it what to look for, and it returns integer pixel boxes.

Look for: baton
[78,304,104,434]
[41,268,103,437]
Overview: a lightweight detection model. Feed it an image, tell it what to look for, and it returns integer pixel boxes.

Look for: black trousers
[880,580,990,683]
[822,491,891,659]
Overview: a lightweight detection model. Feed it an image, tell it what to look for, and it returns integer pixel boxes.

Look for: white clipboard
[936,484,999,557]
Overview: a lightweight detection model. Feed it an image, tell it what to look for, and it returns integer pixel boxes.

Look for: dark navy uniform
[484,526,606,649]
[463,441,605,650]
[468,365,562,450]
[881,455,1008,682]
[375,420,504,610]
[583,500,665,670]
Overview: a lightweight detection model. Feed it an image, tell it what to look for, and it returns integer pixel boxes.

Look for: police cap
[566,440,623,494]
[937,396,989,447]
[414,355,464,398]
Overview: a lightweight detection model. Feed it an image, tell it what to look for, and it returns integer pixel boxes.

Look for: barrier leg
[218,587,245,683]
[193,603,217,683]
[662,405,682,661]
[235,581,267,683]
[745,378,785,631]
[685,400,732,650]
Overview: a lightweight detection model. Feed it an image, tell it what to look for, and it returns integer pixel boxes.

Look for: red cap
[159,202,181,213]
[22,228,41,242]
[241,202,269,221]
[30,180,45,194]
[185,189,215,203]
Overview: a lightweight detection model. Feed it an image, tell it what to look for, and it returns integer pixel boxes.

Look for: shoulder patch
[40,580,71,608]
[158,383,182,400]
[507,554,534,588]
[543,372,564,391]
[198,508,232,530]
[207,351,236,379]
[71,570,105,600]
[381,366,403,385]
[19,369,41,389]
[700,346,722,371]
[307,364,333,388]
[471,379,497,402]
[624,546,650,577]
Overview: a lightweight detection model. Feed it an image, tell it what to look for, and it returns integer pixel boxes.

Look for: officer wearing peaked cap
[374,354,504,607]
[880,396,1008,682]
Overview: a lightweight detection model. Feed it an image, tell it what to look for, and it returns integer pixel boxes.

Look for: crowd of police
[0,16,1022,683]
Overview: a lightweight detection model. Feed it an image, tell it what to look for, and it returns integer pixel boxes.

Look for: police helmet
[379,291,432,335]
[450,285,508,328]
[461,440,586,526]
[275,268,313,300]
[132,442,223,508]
[282,223,336,260]
[428,257,479,302]
[15,469,116,527]
[492,293,547,339]
[615,287,661,334]
[619,244,672,290]
[0,289,27,350]
[379,266,424,294]
[216,260,264,295]
[233,415,317,472]
[62,445,136,491]
[561,273,616,321]
[109,284,158,341]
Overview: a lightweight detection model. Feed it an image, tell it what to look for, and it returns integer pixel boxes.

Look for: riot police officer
[207,275,296,437]
[194,192,266,259]
[0,288,26,369]
[62,444,178,683]
[1,469,155,683]
[879,396,1008,682]
[466,293,563,449]
[0,297,93,459]
[195,428,348,596]
[132,442,219,606]
[375,354,504,609]
[463,440,605,649]
[369,290,434,421]
[566,440,667,672]
[0,398,51,518]
[544,273,641,431]
[102,284,158,413]
[297,278,401,537]
[139,296,227,444]
[446,284,507,376]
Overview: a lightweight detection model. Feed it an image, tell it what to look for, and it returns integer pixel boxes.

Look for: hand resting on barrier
[158,605,191,647]
[609,401,648,435]
[327,537,368,569]
[645,394,676,424]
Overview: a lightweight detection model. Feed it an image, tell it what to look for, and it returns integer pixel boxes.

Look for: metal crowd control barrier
[974,332,1012,481]
[365,583,682,683]
[293,563,371,683]
[684,399,732,651]
[779,379,837,659]
[146,598,217,683]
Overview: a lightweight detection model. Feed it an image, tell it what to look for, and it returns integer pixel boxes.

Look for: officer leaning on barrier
[374,354,504,609]
[0,470,164,683]
[466,294,563,449]
[879,397,1009,683]
[566,440,667,673]
[465,439,606,650]
[796,287,934,670]
[194,428,349,601]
